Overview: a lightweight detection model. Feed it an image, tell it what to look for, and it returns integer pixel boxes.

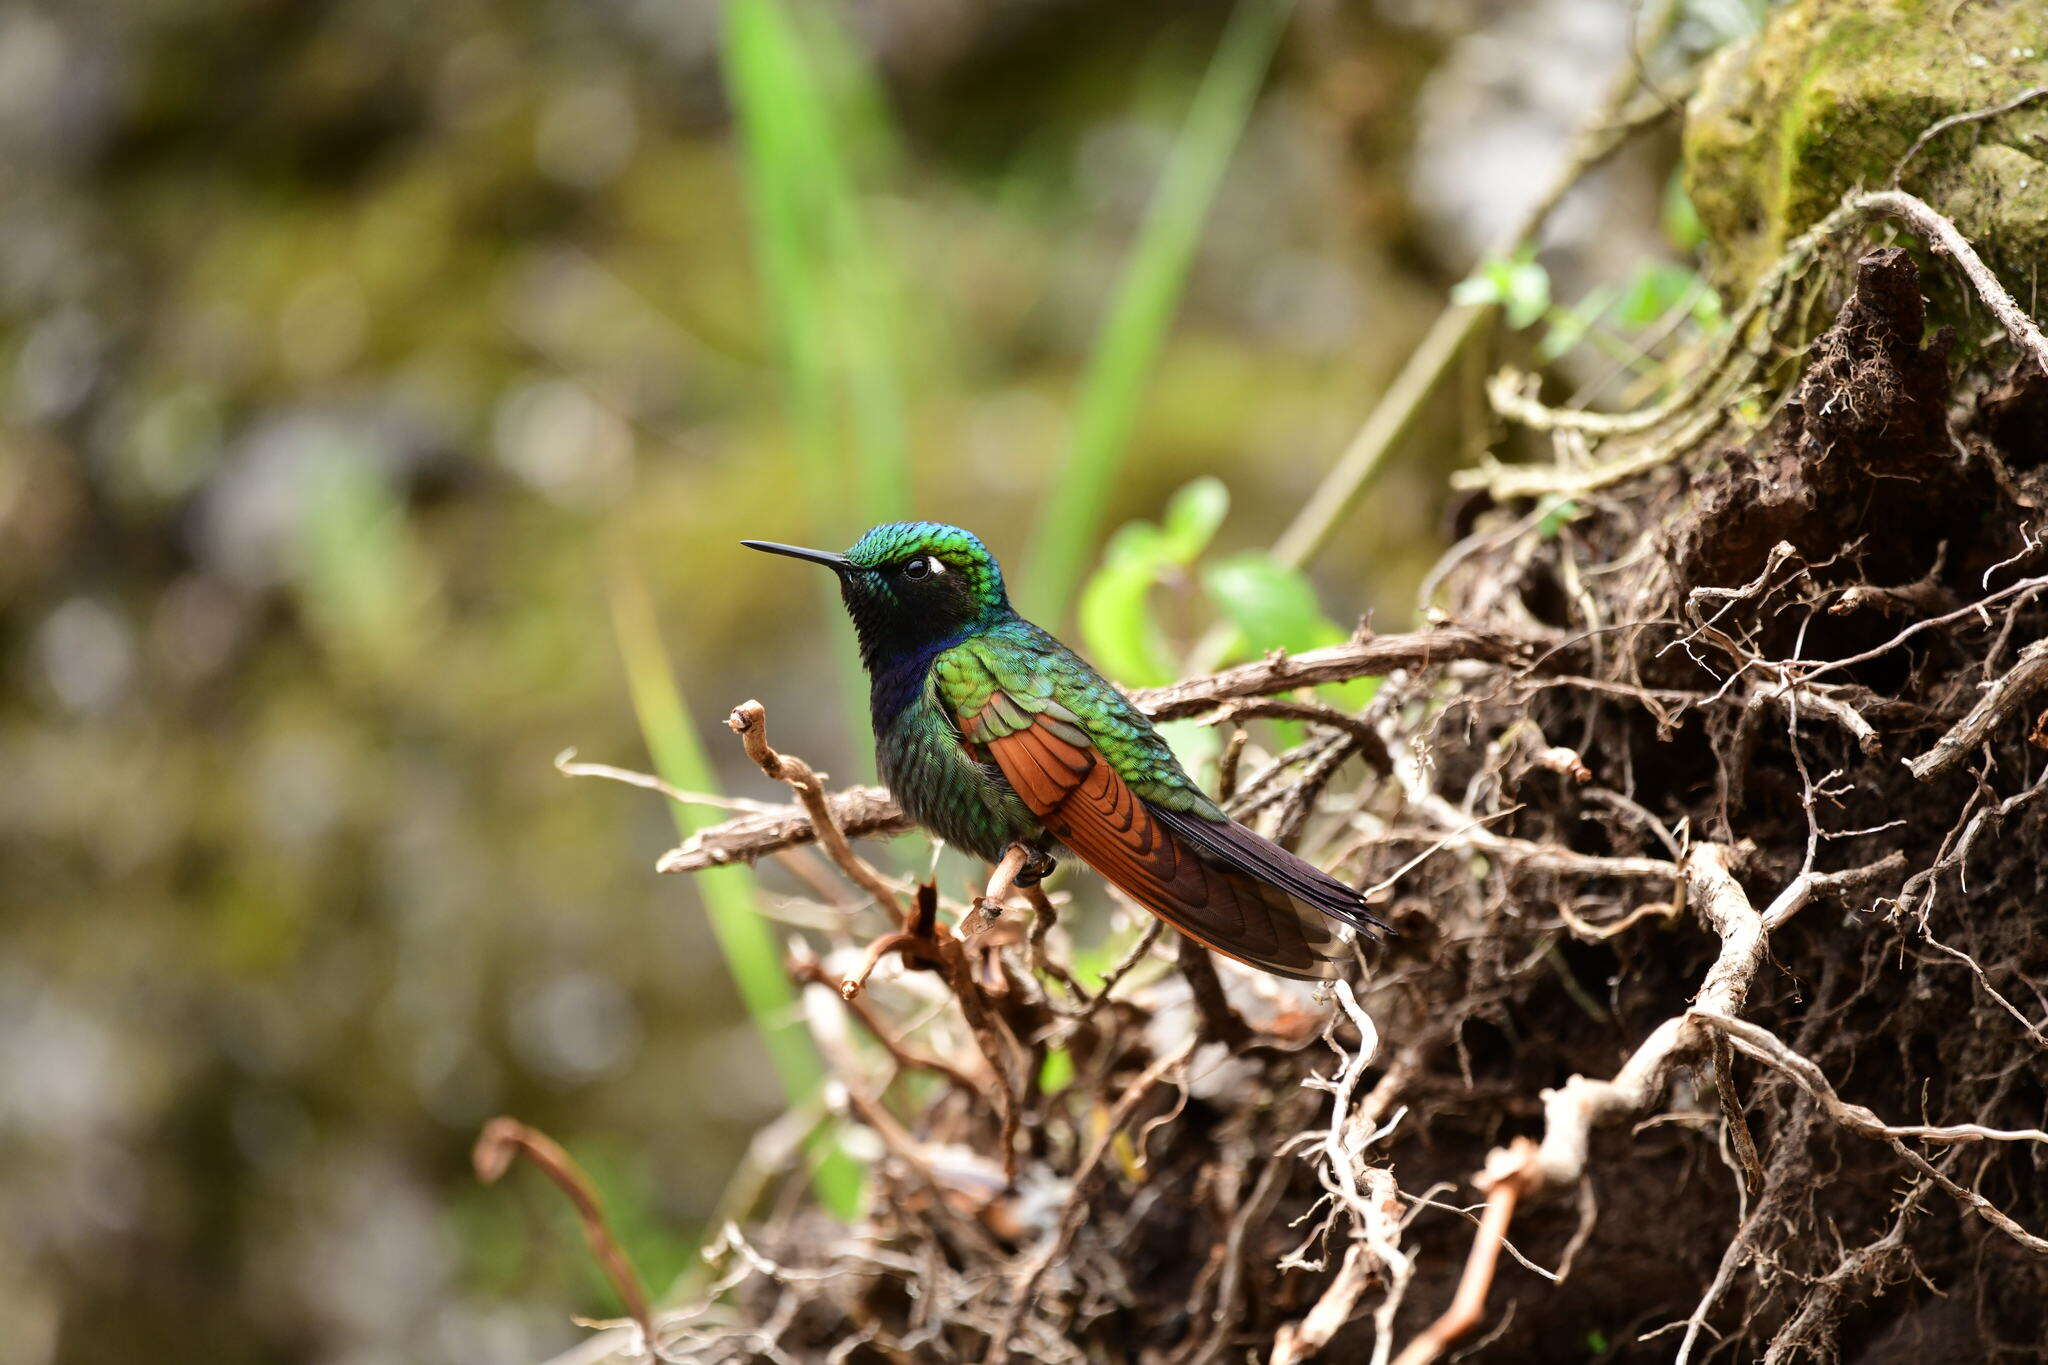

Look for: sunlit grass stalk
[725,0,914,753]
[608,565,863,1219]
[1021,0,1291,623]
[723,0,911,528]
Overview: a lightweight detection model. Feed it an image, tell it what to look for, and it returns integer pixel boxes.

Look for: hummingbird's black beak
[741,540,852,572]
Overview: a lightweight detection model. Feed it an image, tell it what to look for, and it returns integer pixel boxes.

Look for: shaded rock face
[1683,0,2048,307]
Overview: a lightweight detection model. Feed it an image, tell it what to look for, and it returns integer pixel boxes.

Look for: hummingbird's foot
[1013,849,1057,888]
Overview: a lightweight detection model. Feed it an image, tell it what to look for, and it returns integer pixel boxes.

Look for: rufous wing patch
[970,695,1340,979]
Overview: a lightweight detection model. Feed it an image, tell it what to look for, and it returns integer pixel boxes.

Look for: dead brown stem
[474,1117,656,1354]
[723,701,904,914]
[659,629,1526,873]
[789,953,991,1094]
[1177,935,1253,1047]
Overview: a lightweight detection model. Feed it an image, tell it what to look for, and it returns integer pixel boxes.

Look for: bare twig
[661,629,1527,872]
[555,747,777,812]
[963,843,1034,938]
[723,701,904,914]
[1890,85,2048,184]
[1142,627,1529,721]
[474,1117,656,1356]
[657,783,911,874]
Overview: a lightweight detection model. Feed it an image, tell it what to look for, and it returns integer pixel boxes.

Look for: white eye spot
[902,554,943,581]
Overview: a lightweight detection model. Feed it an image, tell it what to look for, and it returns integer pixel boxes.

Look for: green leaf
[1158,476,1229,565]
[1453,250,1550,330]
[1201,552,1345,654]
[1662,170,1705,253]
[1501,257,1551,329]
[1536,498,1582,540]
[1616,262,1700,330]
[1078,523,1177,686]
[1077,479,1233,686]
[1201,552,1374,711]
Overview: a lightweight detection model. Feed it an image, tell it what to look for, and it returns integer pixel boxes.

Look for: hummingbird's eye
[902,555,938,581]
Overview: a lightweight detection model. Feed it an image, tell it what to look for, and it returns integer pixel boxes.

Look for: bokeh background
[0,1,1734,1361]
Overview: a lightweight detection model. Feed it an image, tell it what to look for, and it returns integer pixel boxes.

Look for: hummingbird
[743,522,1386,980]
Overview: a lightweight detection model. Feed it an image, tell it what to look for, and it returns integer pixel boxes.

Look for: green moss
[1684,0,2048,305]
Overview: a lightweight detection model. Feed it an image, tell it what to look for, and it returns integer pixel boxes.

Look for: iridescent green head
[742,522,1013,670]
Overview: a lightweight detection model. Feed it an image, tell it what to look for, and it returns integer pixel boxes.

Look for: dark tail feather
[1150,804,1390,940]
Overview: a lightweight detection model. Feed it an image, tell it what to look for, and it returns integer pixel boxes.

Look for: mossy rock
[1685,0,2048,308]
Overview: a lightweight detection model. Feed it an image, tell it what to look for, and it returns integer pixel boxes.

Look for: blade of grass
[609,562,862,1220]
[1021,0,1291,622]
[724,0,912,752]
[724,0,910,528]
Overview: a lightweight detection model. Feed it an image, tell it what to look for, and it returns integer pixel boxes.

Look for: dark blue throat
[867,630,971,728]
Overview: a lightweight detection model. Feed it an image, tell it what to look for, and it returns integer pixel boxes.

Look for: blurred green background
[0,1,1720,1361]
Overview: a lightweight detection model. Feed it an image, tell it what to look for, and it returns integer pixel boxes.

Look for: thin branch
[660,628,1527,873]
[1889,85,2048,184]
[474,1117,656,1356]
[1141,626,1530,721]
[555,747,777,812]
[722,700,904,914]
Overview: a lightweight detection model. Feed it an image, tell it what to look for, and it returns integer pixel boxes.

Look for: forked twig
[724,700,904,914]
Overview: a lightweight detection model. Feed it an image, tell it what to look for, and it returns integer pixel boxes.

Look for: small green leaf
[1202,552,1345,654]
[1455,251,1550,330]
[1158,477,1229,565]
[1078,524,1177,687]
[1451,273,1504,308]
[1039,1047,1075,1094]
[1501,257,1551,330]
[1537,286,1616,363]
[1537,498,1582,539]
[1200,552,1374,713]
[1692,284,1726,330]
[1662,171,1705,253]
[1616,262,1699,330]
